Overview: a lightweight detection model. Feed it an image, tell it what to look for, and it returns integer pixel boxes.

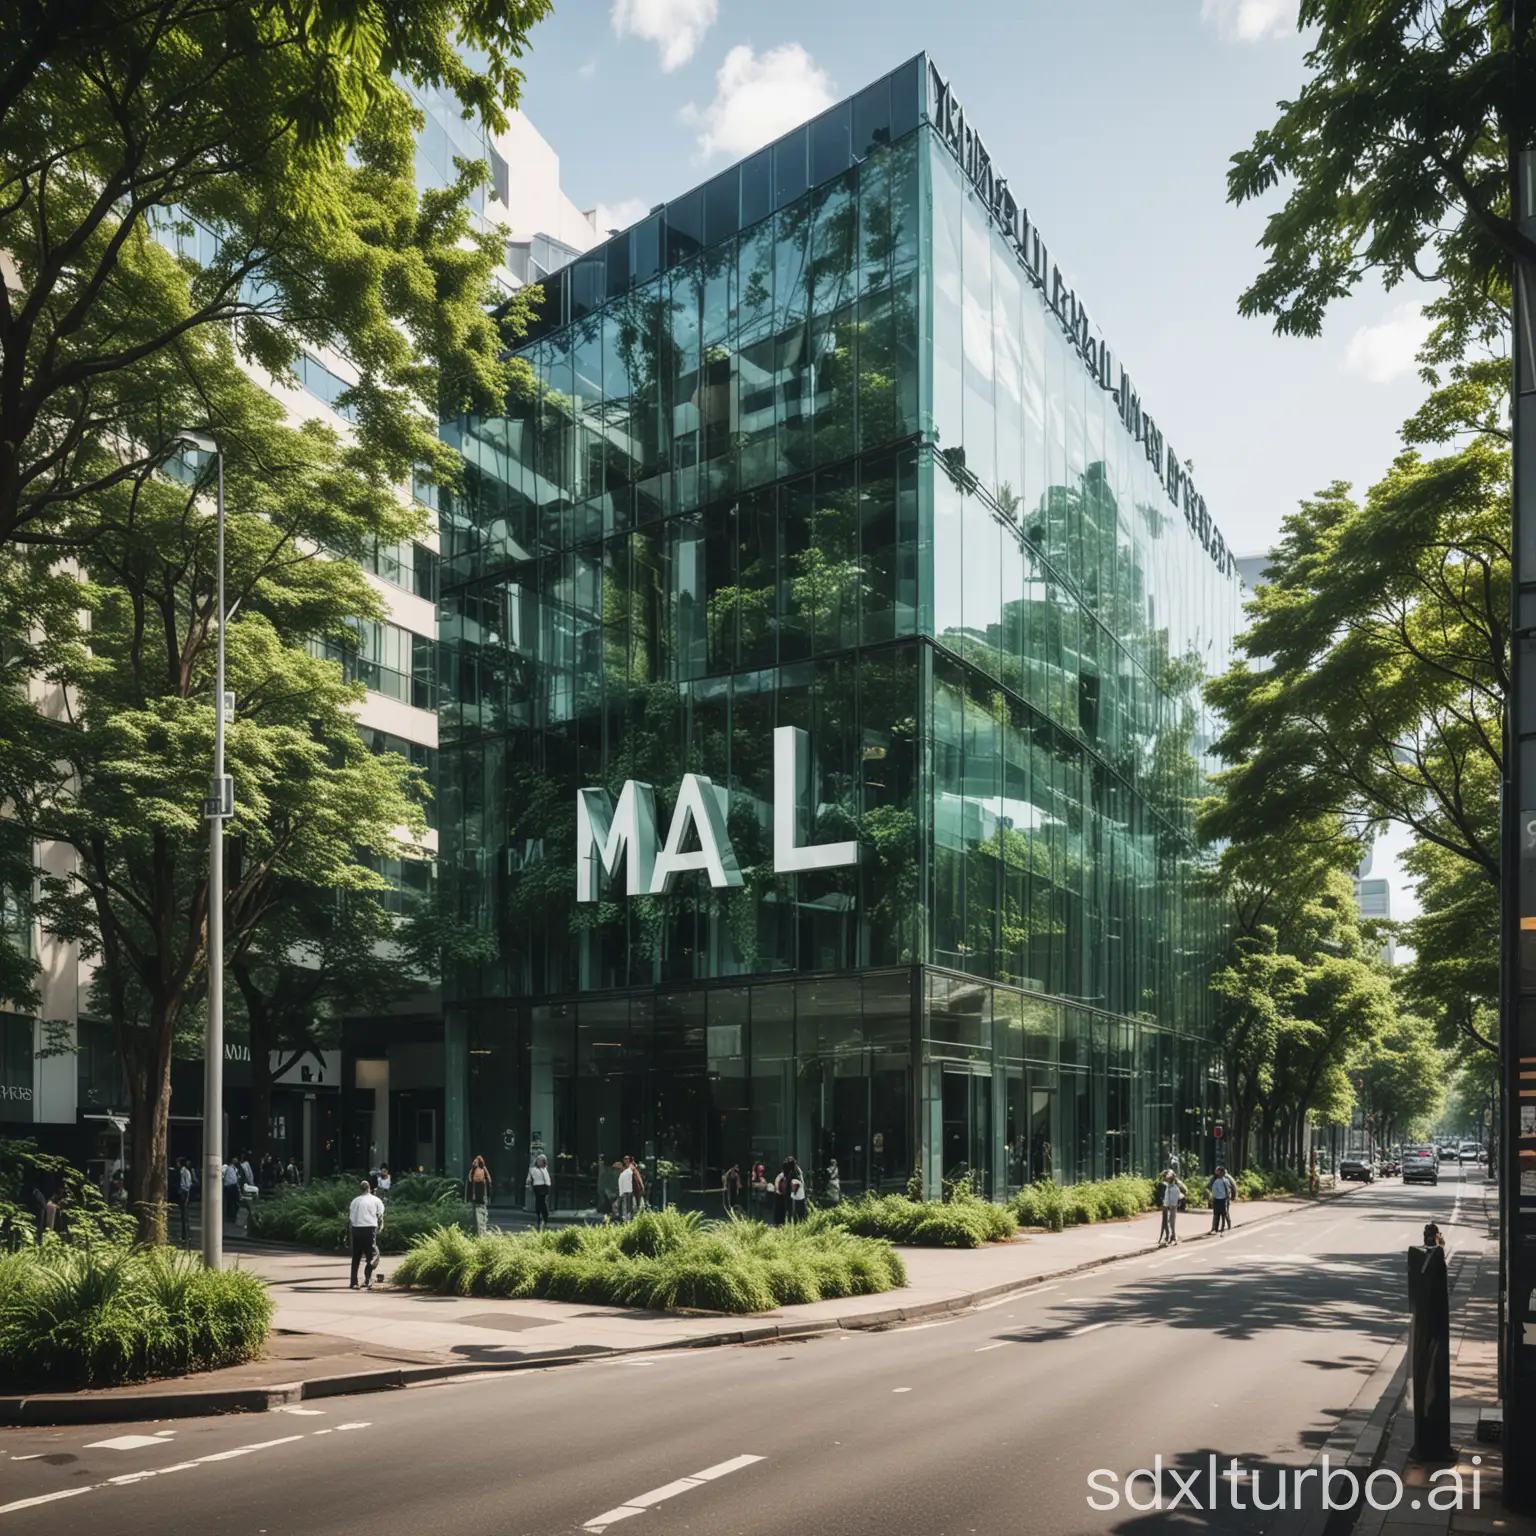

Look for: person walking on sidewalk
[617,1156,635,1221]
[175,1157,194,1244]
[782,1157,808,1223]
[221,1158,240,1226]
[348,1179,385,1289]
[1218,1168,1236,1231]
[466,1155,492,1235]
[1157,1169,1187,1246]
[1208,1166,1230,1235]
[527,1154,552,1229]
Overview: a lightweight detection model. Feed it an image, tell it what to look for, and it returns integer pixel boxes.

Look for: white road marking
[975,1342,1009,1352]
[1070,1321,1112,1337]
[85,1434,175,1451]
[0,1435,306,1517]
[273,1406,325,1416]
[581,1454,765,1532]
[333,1423,371,1432]
[892,1386,912,1392]
[10,1454,44,1461]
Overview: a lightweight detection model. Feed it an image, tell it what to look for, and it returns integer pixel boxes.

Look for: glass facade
[438,56,1242,1204]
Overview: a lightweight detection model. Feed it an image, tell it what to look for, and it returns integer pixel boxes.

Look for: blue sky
[512,0,1431,917]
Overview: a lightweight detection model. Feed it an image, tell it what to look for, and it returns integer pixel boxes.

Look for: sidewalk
[0,1188,1340,1424]
[1357,1178,1536,1536]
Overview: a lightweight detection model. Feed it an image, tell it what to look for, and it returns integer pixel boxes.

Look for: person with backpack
[465,1154,492,1235]
[782,1157,808,1223]
[1218,1167,1237,1231]
[1157,1169,1187,1246]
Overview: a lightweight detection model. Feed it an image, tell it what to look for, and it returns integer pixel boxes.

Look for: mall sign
[577,727,858,900]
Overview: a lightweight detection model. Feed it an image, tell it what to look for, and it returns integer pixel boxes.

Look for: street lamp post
[179,431,230,1272]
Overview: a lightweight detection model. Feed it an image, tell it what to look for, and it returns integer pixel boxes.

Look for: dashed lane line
[580,1454,765,1533]
[0,1425,369,1519]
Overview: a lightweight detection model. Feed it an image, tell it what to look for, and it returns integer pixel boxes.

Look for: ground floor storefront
[445,966,1224,1213]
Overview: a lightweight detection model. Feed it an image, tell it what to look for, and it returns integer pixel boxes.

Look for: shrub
[1010,1175,1158,1231]
[0,1244,271,1391]
[820,1193,1016,1248]
[393,1213,904,1314]
[0,1136,136,1250]
[249,1177,474,1254]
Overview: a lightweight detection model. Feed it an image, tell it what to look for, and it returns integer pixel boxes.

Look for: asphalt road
[0,1164,1477,1536]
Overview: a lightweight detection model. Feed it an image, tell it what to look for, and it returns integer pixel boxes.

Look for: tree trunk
[124,1022,174,1244]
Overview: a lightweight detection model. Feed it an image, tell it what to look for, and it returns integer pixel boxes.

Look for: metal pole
[202,446,225,1273]
[1503,124,1536,1513]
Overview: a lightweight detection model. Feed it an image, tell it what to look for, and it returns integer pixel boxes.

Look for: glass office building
[437,55,1244,1208]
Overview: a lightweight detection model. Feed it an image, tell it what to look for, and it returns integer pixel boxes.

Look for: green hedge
[1009,1168,1320,1232]
[0,1244,272,1391]
[819,1193,1017,1248]
[248,1177,474,1255]
[392,1208,906,1313]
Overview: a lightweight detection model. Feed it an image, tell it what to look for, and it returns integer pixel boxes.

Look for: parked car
[1339,1156,1376,1183]
[1402,1146,1439,1185]
[1459,1142,1482,1165]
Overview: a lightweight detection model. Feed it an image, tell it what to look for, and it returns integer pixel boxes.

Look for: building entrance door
[940,1067,992,1197]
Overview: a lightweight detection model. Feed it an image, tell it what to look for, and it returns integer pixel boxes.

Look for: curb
[0,1187,1354,1426]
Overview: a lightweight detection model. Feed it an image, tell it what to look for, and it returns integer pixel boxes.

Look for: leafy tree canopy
[0,0,548,545]
[1228,0,1534,356]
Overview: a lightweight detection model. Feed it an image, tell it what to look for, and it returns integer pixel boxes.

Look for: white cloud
[681,43,837,162]
[593,197,653,235]
[577,57,597,81]
[611,0,717,71]
[1342,302,1433,384]
[1200,0,1294,41]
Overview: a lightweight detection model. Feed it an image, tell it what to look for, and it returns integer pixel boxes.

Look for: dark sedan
[1339,1156,1376,1182]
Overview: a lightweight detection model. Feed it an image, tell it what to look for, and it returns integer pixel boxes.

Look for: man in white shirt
[527,1154,552,1229]
[348,1179,386,1289]
[617,1157,635,1222]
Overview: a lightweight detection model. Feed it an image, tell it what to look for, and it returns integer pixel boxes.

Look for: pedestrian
[825,1158,842,1206]
[527,1154,552,1229]
[239,1151,255,1189]
[1219,1168,1236,1231]
[599,1158,621,1219]
[1157,1169,1187,1246]
[465,1154,492,1235]
[617,1156,635,1221]
[1208,1166,1229,1235]
[723,1161,742,1216]
[172,1156,192,1242]
[221,1157,240,1225]
[783,1157,808,1223]
[348,1178,385,1289]
[773,1164,788,1226]
[750,1161,769,1219]
[1423,1221,1446,1248]
[630,1157,645,1215]
[377,1163,392,1199]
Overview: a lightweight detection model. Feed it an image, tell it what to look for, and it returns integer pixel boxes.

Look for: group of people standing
[1155,1165,1239,1246]
[721,1158,809,1224]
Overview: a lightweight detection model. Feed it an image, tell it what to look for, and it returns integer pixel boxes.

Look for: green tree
[0,0,548,544]
[7,352,428,1239]
[1354,1012,1447,1148]
[1226,1,1534,355]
